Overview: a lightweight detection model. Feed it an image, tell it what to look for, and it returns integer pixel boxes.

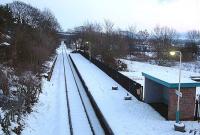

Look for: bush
[181,42,198,61]
[116,60,127,71]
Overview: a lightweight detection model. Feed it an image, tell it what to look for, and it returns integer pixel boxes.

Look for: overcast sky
[1,0,200,32]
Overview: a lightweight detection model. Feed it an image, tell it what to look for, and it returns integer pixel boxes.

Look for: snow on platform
[70,53,200,135]
[62,46,94,135]
[63,46,105,135]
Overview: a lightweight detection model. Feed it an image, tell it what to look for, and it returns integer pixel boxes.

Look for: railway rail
[60,45,105,135]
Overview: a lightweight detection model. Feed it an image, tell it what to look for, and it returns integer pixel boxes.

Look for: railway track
[62,47,73,135]
[61,45,105,135]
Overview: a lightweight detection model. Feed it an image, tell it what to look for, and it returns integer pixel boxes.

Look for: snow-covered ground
[5,42,199,135]
[0,109,4,135]
[62,45,104,135]
[21,42,104,135]
[63,46,104,135]
[22,45,70,135]
[120,59,200,95]
[172,61,200,73]
[71,53,200,135]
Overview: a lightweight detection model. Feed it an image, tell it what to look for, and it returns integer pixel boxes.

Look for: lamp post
[85,41,91,62]
[170,51,185,132]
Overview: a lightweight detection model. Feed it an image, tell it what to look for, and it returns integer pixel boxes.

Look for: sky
[1,0,200,32]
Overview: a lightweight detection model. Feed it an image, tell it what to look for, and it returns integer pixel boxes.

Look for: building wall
[144,78,166,103]
[162,86,169,105]
[168,88,196,120]
[144,76,196,120]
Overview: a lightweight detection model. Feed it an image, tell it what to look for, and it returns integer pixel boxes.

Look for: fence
[195,96,200,121]
[73,51,143,101]
[47,56,58,81]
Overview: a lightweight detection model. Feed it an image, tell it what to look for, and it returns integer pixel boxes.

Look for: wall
[168,88,196,120]
[144,78,167,103]
[162,86,169,105]
[144,76,196,120]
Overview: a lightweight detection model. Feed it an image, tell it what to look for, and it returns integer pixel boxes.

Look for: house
[142,71,200,120]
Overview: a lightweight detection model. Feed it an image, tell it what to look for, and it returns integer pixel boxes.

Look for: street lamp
[170,51,185,132]
[85,41,91,62]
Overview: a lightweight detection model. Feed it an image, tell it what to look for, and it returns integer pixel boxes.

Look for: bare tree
[104,19,114,34]
[187,30,200,43]
[152,26,178,65]
[137,29,149,44]
[184,30,200,61]
[71,21,129,69]
[0,2,61,134]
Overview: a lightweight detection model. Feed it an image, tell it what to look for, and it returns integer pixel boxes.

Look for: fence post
[198,96,200,122]
[194,95,200,121]
[195,100,198,120]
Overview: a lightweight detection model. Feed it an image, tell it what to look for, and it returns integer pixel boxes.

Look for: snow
[2,40,199,134]
[71,53,200,135]
[22,44,70,135]
[5,35,11,39]
[0,109,4,135]
[120,59,200,95]
[173,61,200,74]
[0,127,3,135]
[142,70,199,84]
[121,60,200,85]
[21,42,104,135]
[62,46,93,135]
[174,122,185,127]
[63,45,104,135]
[145,52,156,57]
[0,42,10,46]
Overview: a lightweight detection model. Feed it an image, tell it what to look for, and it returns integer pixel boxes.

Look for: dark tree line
[151,26,178,65]
[183,30,200,61]
[70,22,200,67]
[0,1,61,72]
[71,20,129,70]
[0,1,61,134]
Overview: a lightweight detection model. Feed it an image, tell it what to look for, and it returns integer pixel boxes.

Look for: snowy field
[173,61,200,73]
[71,53,200,135]
[120,59,200,95]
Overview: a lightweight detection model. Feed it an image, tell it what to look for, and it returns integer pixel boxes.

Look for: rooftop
[142,71,200,88]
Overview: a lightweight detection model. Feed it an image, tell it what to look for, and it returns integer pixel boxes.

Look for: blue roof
[142,72,200,88]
